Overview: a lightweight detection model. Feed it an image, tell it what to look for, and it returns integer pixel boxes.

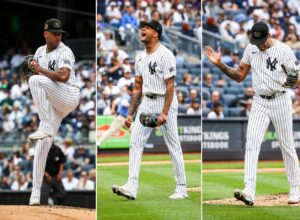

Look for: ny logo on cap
[253,32,261,38]
[54,22,60,28]
[44,24,48,29]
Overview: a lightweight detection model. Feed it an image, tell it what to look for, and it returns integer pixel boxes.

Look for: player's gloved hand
[282,64,299,88]
[140,112,165,127]
[19,55,39,82]
[156,113,167,126]
[125,115,133,128]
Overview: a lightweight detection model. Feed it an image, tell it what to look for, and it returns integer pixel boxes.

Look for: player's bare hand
[157,113,167,126]
[125,115,132,128]
[204,46,222,66]
[29,60,41,73]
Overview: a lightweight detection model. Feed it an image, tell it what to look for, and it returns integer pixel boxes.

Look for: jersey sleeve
[241,45,251,65]
[282,44,300,71]
[161,50,176,80]
[34,47,43,61]
[135,55,141,76]
[57,48,75,71]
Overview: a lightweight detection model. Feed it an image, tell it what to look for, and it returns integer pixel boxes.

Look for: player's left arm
[158,76,175,125]
[33,66,70,83]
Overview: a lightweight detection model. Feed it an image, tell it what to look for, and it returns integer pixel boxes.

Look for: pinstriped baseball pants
[244,92,300,199]
[124,96,187,198]
[29,75,80,197]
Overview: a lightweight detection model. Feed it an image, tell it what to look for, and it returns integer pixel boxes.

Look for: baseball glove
[282,64,299,88]
[19,55,38,82]
[139,113,161,127]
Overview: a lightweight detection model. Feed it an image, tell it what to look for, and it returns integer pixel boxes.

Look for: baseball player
[27,18,80,205]
[205,21,300,205]
[111,20,188,200]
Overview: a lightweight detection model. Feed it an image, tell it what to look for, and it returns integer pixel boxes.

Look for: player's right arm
[125,76,143,128]
[204,46,250,82]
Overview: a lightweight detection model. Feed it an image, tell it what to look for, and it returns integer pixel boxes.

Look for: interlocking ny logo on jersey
[148,61,157,75]
[266,57,278,71]
[48,60,56,71]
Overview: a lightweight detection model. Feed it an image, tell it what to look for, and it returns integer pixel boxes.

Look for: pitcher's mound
[0,205,95,220]
[204,193,300,206]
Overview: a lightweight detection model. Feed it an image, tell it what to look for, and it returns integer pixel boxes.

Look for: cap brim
[250,36,267,46]
[139,21,161,39]
[45,30,66,33]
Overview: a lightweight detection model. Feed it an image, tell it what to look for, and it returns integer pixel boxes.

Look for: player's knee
[28,75,41,87]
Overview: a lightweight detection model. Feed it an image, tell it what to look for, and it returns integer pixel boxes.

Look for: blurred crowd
[0,138,96,191]
[97,0,201,116]
[202,0,300,118]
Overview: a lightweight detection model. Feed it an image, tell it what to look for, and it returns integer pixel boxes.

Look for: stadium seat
[222,94,237,107]
[225,87,242,95]
[178,105,188,114]
[176,86,190,98]
[202,108,210,117]
[228,107,243,117]
[189,67,201,75]
[202,88,210,100]
[184,63,201,68]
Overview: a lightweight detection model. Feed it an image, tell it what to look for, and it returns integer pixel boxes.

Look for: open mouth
[141,32,146,37]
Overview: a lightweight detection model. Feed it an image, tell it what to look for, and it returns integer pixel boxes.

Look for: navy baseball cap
[250,22,269,46]
[44,18,65,33]
[140,20,162,39]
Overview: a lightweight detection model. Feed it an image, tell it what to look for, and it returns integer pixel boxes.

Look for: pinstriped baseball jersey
[29,41,80,204]
[34,42,80,88]
[239,40,300,201]
[118,44,187,199]
[135,44,176,95]
[242,40,299,95]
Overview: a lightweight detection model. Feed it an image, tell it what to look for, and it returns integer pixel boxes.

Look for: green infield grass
[203,161,300,220]
[97,154,201,220]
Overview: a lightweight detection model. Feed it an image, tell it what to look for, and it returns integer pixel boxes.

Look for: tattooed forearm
[162,77,175,115]
[218,62,242,82]
[129,92,142,115]
[129,76,143,115]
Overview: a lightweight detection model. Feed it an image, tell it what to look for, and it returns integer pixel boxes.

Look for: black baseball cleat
[112,185,135,200]
[234,189,254,206]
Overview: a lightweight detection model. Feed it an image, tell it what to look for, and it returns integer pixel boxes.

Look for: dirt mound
[204,193,300,206]
[0,205,95,220]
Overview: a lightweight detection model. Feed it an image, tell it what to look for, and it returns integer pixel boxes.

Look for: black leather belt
[259,91,285,99]
[145,94,165,99]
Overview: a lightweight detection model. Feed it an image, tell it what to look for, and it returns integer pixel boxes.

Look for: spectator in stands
[188,89,200,104]
[72,147,94,172]
[177,91,188,107]
[108,58,123,80]
[221,48,233,66]
[207,102,224,119]
[241,98,253,117]
[181,73,193,88]
[60,137,75,162]
[181,22,194,37]
[76,170,95,190]
[101,30,116,54]
[207,90,223,109]
[238,86,254,104]
[151,10,161,22]
[11,173,28,191]
[284,24,300,49]
[203,73,213,89]
[235,28,249,49]
[135,1,151,21]
[173,49,185,67]
[62,169,79,190]
[104,77,121,97]
[231,51,241,68]
[106,1,122,27]
[193,16,201,40]
[0,176,11,190]
[41,144,66,205]
[203,17,219,33]
[172,4,189,27]
[187,100,201,115]
[98,91,111,115]
[117,67,134,88]
[119,5,139,45]
[79,97,95,114]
